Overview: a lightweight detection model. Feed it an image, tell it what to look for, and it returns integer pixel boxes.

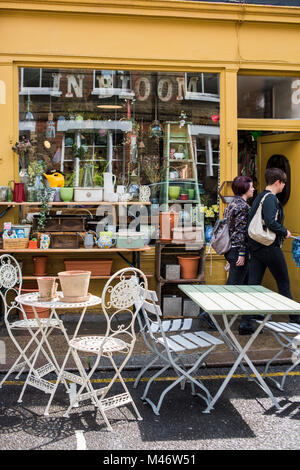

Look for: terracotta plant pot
[159,211,179,242]
[177,255,200,279]
[58,270,91,302]
[37,276,58,301]
[33,256,48,276]
[20,288,50,319]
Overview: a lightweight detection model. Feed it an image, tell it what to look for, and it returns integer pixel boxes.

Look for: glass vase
[81,163,94,188]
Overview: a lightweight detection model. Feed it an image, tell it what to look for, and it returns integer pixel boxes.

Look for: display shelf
[155,240,205,312]
[0,246,151,253]
[0,201,151,206]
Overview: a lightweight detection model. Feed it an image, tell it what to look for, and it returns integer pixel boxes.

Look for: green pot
[169,186,181,200]
[60,187,74,202]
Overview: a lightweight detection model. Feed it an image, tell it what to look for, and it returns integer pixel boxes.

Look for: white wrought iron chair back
[0,254,23,319]
[0,255,31,387]
[100,267,148,355]
[62,267,148,430]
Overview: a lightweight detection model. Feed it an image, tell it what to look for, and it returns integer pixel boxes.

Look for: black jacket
[247,190,287,251]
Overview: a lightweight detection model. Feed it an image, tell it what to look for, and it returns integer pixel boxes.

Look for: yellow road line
[2,371,300,386]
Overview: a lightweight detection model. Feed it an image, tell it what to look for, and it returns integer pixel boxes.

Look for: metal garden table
[15,291,102,415]
[178,284,300,413]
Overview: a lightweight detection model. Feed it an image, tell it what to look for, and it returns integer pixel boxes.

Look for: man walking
[239,167,300,335]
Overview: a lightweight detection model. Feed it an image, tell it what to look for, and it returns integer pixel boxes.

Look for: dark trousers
[248,245,296,321]
[225,247,249,286]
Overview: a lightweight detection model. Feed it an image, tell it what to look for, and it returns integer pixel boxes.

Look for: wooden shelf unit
[155,240,205,315]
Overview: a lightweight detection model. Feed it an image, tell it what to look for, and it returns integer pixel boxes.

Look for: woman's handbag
[248,193,278,246]
[210,218,231,254]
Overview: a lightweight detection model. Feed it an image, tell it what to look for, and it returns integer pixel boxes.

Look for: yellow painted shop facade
[0,1,299,301]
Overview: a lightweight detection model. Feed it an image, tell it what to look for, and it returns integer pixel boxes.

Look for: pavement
[0,312,299,451]
[0,311,295,374]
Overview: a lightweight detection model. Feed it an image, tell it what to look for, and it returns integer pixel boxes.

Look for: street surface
[0,365,299,453]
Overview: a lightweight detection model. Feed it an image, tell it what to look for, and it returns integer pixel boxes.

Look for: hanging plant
[37,186,52,231]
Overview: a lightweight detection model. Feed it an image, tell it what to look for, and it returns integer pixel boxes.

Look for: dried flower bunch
[142,154,161,184]
[12,137,35,169]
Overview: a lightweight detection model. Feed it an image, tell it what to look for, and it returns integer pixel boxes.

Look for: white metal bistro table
[15,291,101,415]
[178,284,300,413]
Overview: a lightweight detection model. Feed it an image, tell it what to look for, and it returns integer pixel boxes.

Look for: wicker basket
[3,238,29,249]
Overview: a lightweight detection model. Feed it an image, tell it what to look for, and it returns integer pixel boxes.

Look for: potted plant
[73,155,107,202]
[28,237,38,249]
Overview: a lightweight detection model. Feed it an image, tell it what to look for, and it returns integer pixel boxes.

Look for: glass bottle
[7,181,13,202]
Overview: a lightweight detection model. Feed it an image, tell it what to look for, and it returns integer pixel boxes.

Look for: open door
[257,132,300,301]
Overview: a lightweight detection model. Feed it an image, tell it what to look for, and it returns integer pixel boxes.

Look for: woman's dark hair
[265,167,287,185]
[231,176,252,196]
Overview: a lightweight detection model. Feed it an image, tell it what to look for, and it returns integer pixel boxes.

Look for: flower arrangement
[200,204,219,225]
[28,160,45,185]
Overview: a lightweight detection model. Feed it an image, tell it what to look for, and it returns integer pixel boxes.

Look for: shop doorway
[238,130,300,300]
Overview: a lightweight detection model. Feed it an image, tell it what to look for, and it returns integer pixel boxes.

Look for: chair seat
[157,331,223,352]
[69,335,128,354]
[257,321,300,334]
[12,318,60,329]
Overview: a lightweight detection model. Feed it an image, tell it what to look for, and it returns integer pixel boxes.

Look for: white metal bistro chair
[257,320,300,390]
[136,288,223,415]
[0,254,63,397]
[60,267,148,431]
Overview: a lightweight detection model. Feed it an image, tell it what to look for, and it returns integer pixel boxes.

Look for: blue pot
[205,225,214,243]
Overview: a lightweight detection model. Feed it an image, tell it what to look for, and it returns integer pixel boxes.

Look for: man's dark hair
[265,167,287,185]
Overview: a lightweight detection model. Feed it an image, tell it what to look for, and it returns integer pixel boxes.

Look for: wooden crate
[50,232,80,249]
[32,215,86,232]
[3,238,29,249]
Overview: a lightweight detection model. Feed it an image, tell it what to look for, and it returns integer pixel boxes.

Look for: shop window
[20,68,62,96]
[17,67,220,207]
[238,74,300,119]
[266,154,291,205]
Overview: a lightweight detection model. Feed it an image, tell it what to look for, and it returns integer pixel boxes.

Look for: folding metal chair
[60,268,148,431]
[0,254,62,398]
[258,320,300,390]
[136,288,223,415]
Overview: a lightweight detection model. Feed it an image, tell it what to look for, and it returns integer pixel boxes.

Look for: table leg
[203,314,281,413]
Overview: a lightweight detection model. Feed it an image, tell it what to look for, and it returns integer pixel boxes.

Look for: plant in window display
[12,137,34,185]
[37,186,52,231]
[140,154,161,199]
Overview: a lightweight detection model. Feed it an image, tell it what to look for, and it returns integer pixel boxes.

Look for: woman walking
[223,176,255,335]
[224,176,254,286]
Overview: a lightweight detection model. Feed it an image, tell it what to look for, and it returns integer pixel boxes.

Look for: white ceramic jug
[103,172,116,193]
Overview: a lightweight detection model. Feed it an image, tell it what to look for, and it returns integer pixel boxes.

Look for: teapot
[43,172,65,188]
[97,231,115,249]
